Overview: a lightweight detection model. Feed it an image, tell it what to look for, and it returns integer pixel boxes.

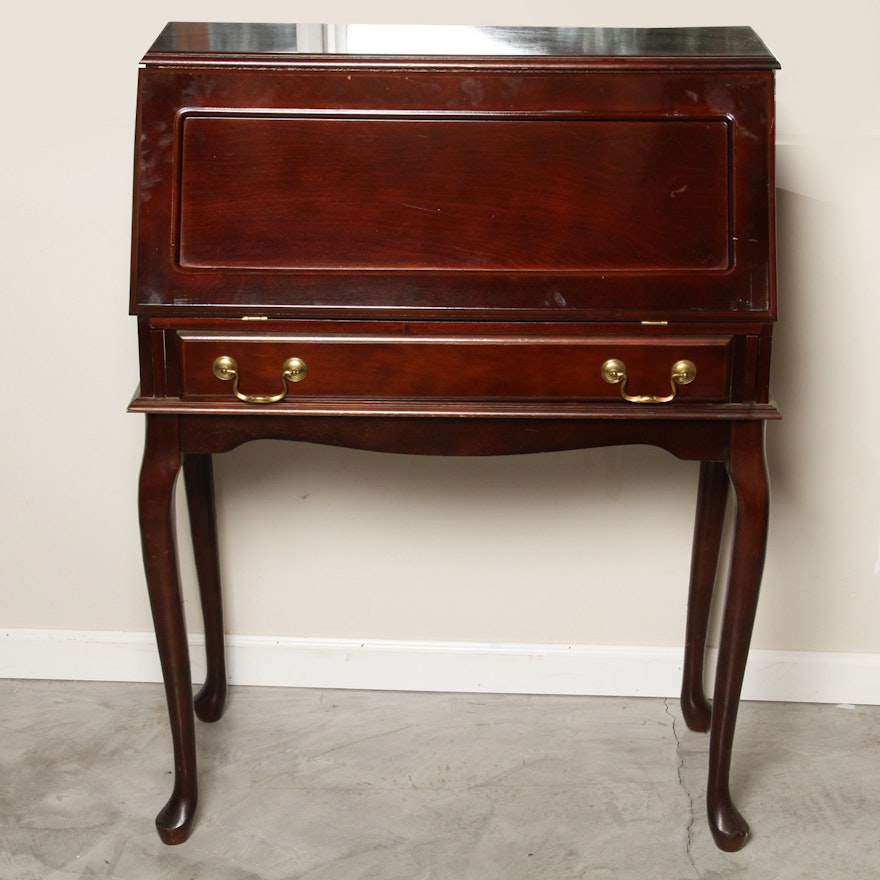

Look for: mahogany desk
[129,23,780,850]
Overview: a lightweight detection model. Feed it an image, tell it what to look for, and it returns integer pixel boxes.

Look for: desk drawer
[177,333,732,404]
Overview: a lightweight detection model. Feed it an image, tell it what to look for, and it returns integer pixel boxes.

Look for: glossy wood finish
[132,25,777,321]
[146,23,777,62]
[183,454,227,723]
[708,421,770,851]
[137,416,196,845]
[681,461,730,733]
[179,117,730,272]
[130,23,779,851]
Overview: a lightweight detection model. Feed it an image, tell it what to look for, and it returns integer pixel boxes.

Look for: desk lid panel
[131,25,777,320]
[178,116,729,273]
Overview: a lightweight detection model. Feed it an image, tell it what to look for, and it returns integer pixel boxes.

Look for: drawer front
[178,333,732,404]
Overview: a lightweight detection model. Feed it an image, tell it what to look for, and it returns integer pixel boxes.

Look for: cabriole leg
[681,460,730,732]
[706,422,769,851]
[183,453,228,723]
[138,415,198,845]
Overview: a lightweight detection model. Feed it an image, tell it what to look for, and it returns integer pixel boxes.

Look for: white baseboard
[2,628,879,705]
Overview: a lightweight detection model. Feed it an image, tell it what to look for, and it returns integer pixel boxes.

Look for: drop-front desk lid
[144,22,778,68]
[132,24,779,321]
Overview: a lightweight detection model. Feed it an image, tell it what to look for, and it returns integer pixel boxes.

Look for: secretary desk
[129,23,780,850]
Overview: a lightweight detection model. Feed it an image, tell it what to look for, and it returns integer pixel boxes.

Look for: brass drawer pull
[212,355,308,403]
[601,358,696,403]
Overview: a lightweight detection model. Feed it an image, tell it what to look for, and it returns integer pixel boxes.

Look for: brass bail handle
[601,357,696,403]
[212,355,308,404]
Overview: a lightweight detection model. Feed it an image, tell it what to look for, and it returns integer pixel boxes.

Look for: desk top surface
[145,23,778,68]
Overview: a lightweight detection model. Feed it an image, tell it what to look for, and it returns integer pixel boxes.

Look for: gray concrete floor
[1,680,879,879]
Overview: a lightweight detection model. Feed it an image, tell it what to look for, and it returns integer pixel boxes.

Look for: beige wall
[2,1,879,659]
